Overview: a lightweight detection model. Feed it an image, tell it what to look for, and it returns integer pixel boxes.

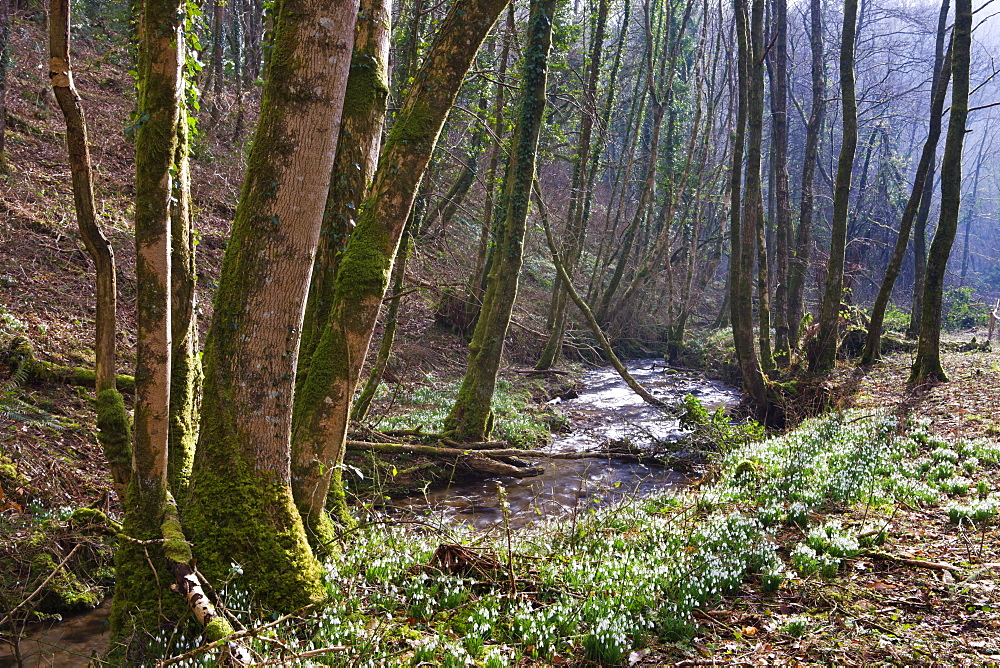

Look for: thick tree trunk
[910,0,971,384]
[48,0,131,500]
[811,0,858,371]
[111,0,184,641]
[298,0,392,385]
[289,0,510,549]
[444,0,555,442]
[908,0,950,339]
[787,0,824,348]
[184,0,359,613]
[860,31,952,366]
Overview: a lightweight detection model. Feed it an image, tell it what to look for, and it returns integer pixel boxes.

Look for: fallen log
[346,441,671,465]
[4,336,135,393]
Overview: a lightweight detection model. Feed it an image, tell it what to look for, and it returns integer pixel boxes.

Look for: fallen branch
[863,549,962,573]
[4,336,135,393]
[347,440,670,464]
[161,497,253,666]
[158,604,318,667]
[531,181,672,413]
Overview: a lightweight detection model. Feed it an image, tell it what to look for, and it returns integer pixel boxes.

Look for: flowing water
[0,361,737,665]
[387,360,739,529]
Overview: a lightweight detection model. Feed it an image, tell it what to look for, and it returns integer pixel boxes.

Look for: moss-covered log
[4,336,135,392]
[290,0,510,548]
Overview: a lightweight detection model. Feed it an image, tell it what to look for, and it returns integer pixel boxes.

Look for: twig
[254,645,348,665]
[157,604,317,666]
[863,549,962,572]
[0,544,81,629]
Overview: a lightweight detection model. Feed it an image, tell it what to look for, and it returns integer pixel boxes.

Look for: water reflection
[390,360,738,528]
[0,599,111,667]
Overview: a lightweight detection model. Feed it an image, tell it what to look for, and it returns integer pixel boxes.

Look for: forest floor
[3,11,1000,666]
[645,342,1000,667]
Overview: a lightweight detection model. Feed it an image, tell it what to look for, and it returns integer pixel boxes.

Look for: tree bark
[184,0,359,614]
[786,0,824,347]
[111,0,184,641]
[768,0,791,364]
[910,0,971,384]
[730,0,767,411]
[811,0,858,371]
[860,31,952,366]
[48,0,131,500]
[289,0,510,548]
[444,0,556,442]
[907,0,950,339]
[745,0,771,372]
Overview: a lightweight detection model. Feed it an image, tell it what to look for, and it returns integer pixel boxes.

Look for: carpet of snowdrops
[147,407,999,666]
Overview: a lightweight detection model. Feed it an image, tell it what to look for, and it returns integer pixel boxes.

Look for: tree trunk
[48,0,131,500]
[351,217,414,422]
[298,0,392,388]
[111,0,184,641]
[444,0,556,442]
[768,0,791,364]
[184,0,359,614]
[959,130,987,286]
[810,0,858,371]
[168,102,199,503]
[860,29,951,366]
[746,0,771,372]
[289,0,510,550]
[729,0,767,411]
[908,0,950,339]
[786,0,824,348]
[910,0,971,384]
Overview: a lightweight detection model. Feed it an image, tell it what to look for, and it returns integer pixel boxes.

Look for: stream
[0,361,737,666]
[387,360,739,529]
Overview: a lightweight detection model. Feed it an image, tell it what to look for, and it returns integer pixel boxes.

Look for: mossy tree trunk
[908,0,951,340]
[729,0,767,412]
[810,0,858,372]
[0,0,9,170]
[768,0,791,365]
[168,100,200,501]
[860,24,951,366]
[786,0,824,347]
[443,0,555,443]
[298,0,391,385]
[463,5,515,331]
[111,0,184,641]
[910,0,971,384]
[745,0,772,372]
[183,0,359,613]
[48,0,131,499]
[289,0,510,548]
[350,218,414,422]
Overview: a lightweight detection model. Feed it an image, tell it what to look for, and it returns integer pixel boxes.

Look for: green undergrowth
[366,374,560,448]
[127,409,999,666]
